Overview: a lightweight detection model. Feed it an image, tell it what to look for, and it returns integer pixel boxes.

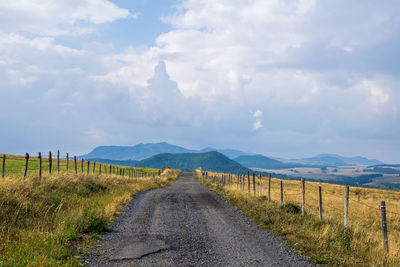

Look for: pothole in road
[110,239,170,260]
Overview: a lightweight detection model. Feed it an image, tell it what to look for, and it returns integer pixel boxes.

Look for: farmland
[0,153,180,266]
[199,170,400,266]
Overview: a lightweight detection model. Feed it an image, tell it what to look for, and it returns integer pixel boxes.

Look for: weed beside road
[197,170,399,266]
[0,169,179,266]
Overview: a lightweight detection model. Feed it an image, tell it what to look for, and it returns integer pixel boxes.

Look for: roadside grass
[0,168,180,266]
[197,170,400,266]
[1,154,153,177]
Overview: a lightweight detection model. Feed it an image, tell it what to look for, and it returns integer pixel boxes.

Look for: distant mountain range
[234,155,299,169]
[79,142,249,160]
[302,154,383,166]
[80,142,384,171]
[79,142,192,161]
[234,153,384,170]
[88,151,249,173]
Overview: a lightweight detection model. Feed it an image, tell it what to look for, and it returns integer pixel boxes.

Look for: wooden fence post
[81,159,84,173]
[268,174,271,201]
[38,152,42,179]
[66,153,69,172]
[344,186,349,229]
[259,174,262,196]
[1,154,5,179]
[247,171,250,193]
[109,164,112,175]
[280,180,283,205]
[99,164,102,175]
[319,186,323,220]
[57,150,60,174]
[23,153,29,179]
[48,151,52,175]
[87,161,90,175]
[93,161,96,175]
[253,173,256,195]
[380,201,389,253]
[74,156,77,174]
[301,178,305,217]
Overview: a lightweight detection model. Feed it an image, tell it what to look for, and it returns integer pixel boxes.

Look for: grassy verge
[196,170,397,266]
[0,169,180,266]
[0,154,155,177]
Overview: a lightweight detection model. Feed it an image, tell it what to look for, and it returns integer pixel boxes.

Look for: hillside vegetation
[198,171,400,266]
[136,151,249,172]
[0,154,180,266]
[234,154,301,169]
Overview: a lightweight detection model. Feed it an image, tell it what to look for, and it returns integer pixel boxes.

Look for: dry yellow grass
[0,168,180,266]
[200,171,400,266]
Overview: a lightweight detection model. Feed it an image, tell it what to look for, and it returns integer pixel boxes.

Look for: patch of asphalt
[83,172,314,266]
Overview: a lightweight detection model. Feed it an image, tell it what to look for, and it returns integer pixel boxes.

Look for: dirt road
[86,172,312,266]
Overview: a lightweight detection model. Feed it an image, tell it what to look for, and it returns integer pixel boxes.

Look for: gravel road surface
[85,172,313,266]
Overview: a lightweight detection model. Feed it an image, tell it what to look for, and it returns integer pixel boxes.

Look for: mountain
[135,151,249,173]
[303,154,383,166]
[80,142,249,161]
[199,147,248,159]
[234,154,302,169]
[303,154,348,166]
[79,142,194,160]
[338,155,384,165]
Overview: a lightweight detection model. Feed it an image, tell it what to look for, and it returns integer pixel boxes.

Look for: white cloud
[0,0,400,161]
[253,120,262,131]
[0,0,131,36]
[253,109,262,118]
[252,109,263,130]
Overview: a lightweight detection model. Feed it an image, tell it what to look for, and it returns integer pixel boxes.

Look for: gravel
[84,172,314,266]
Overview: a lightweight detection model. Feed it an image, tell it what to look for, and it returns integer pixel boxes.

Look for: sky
[0,0,399,163]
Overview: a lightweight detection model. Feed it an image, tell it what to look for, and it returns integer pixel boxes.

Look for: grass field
[0,154,180,266]
[1,154,154,177]
[198,170,400,266]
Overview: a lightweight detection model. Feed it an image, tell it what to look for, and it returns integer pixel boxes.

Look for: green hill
[135,151,249,173]
[234,154,304,169]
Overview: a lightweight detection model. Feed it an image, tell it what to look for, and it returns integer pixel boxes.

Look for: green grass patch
[0,169,180,266]
[199,175,391,266]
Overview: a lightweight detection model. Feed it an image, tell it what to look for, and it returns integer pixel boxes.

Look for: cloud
[0,0,131,36]
[253,120,262,131]
[0,0,400,162]
[252,109,262,130]
[253,110,262,118]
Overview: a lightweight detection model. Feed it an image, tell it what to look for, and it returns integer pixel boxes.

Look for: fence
[1,152,159,180]
[201,171,400,255]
